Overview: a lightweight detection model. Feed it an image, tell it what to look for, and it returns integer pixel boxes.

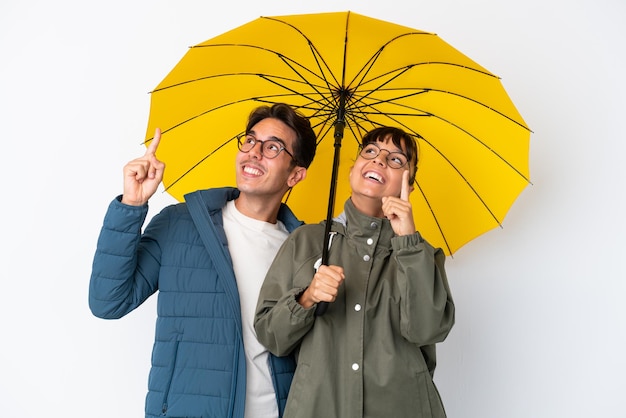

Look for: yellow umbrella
[145,11,531,256]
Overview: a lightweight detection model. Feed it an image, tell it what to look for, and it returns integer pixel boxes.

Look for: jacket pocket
[284,362,310,414]
[414,369,446,418]
[160,338,182,416]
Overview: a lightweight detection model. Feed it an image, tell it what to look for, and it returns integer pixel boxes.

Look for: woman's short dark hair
[246,103,317,169]
[360,126,419,185]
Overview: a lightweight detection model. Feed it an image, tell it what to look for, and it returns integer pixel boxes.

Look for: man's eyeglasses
[237,134,296,162]
[359,142,409,169]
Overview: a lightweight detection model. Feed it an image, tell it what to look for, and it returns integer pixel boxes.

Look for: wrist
[296,288,316,309]
[121,195,147,206]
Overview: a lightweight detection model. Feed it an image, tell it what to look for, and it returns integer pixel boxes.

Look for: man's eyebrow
[271,136,287,146]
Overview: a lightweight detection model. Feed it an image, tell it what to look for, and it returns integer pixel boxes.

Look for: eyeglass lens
[360,143,407,169]
[239,136,287,159]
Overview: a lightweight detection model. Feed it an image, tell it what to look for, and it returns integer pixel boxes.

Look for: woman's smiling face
[349,134,413,215]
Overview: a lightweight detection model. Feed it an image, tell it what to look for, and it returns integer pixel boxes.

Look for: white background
[1,1,625,417]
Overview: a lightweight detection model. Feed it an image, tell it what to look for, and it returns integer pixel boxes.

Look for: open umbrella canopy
[145,11,531,255]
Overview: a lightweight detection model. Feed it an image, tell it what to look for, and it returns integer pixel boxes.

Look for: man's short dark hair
[246,103,317,169]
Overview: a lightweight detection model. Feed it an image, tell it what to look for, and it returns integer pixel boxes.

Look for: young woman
[255,126,455,418]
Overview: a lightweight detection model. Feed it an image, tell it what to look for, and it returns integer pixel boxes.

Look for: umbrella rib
[152,47,331,93]
[190,41,341,93]
[339,90,525,228]
[349,63,530,131]
[156,89,327,189]
[335,83,531,185]
[163,136,240,192]
[360,106,509,227]
[366,92,531,183]
[258,15,376,123]
[344,30,499,107]
[345,31,435,90]
[340,96,459,254]
[255,16,364,129]
[260,60,339,118]
[156,87,340,191]
[154,68,343,142]
[375,83,528,131]
[150,91,296,134]
[413,181,453,256]
[152,72,310,93]
[338,37,528,132]
[342,103,508,237]
[260,16,343,88]
[154,42,344,127]
[342,112,386,148]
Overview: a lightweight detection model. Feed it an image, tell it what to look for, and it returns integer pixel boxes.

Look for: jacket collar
[332,198,396,245]
[184,187,304,233]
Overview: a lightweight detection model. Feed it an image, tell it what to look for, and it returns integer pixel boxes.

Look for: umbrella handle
[314,218,334,316]
[315,302,329,316]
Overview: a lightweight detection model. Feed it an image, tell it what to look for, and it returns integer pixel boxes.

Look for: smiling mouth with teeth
[244,165,263,176]
[365,171,383,183]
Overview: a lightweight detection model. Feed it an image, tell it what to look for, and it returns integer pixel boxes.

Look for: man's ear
[287,167,307,188]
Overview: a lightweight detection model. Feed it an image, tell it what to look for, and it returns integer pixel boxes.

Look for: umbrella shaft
[316,116,346,317]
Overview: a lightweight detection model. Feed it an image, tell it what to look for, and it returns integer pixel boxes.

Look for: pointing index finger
[400,170,410,201]
[145,128,161,156]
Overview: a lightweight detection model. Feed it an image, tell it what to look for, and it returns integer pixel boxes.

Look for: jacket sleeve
[392,233,455,345]
[254,232,317,357]
[88,196,165,319]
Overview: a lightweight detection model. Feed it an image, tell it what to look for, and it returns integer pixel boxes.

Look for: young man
[89,103,317,418]
[255,126,455,417]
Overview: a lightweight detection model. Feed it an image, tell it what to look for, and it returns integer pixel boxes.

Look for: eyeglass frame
[358,142,409,169]
[237,134,297,164]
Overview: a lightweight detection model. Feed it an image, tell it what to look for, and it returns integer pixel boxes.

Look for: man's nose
[248,141,264,158]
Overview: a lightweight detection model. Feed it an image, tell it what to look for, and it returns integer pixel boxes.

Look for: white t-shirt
[222,200,289,418]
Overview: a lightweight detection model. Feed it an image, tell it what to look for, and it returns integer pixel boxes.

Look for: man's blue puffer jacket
[89,187,299,418]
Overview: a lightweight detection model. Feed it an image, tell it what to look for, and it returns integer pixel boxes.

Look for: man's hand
[121,128,166,206]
